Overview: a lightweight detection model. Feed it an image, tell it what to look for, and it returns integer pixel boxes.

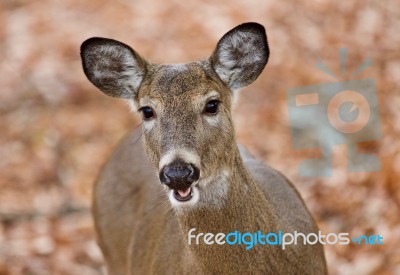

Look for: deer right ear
[210,22,269,90]
[80,38,146,99]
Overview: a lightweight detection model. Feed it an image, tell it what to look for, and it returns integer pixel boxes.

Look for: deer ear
[210,22,269,90]
[80,37,146,98]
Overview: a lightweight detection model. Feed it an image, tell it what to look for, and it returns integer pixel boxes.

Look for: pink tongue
[177,188,191,198]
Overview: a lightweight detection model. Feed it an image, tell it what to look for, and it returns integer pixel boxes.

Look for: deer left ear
[210,22,269,90]
[80,37,147,99]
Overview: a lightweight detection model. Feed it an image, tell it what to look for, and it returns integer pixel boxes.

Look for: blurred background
[0,0,399,274]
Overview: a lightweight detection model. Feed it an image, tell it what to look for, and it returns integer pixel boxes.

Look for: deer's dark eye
[139,106,155,120]
[204,100,220,115]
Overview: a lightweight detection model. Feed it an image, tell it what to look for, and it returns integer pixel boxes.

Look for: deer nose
[159,160,200,189]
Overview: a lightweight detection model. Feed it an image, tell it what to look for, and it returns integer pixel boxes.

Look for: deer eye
[139,106,155,120]
[204,100,220,115]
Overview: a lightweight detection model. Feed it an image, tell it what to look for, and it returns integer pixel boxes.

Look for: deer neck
[176,145,279,271]
[177,146,276,244]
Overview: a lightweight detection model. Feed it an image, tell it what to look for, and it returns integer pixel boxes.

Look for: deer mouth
[173,187,193,201]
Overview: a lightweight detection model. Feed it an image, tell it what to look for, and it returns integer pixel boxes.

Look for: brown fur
[81,23,327,274]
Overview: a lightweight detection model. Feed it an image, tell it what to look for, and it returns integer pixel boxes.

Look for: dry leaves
[0,0,399,274]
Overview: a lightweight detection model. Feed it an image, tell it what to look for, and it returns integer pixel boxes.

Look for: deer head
[81,22,269,210]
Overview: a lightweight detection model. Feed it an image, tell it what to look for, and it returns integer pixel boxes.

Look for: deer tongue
[177,188,191,198]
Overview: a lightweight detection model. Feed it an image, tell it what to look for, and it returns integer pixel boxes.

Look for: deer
[80,22,327,275]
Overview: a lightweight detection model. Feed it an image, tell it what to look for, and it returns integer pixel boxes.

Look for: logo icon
[287,48,381,177]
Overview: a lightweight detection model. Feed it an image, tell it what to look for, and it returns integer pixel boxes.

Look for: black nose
[159,160,200,190]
